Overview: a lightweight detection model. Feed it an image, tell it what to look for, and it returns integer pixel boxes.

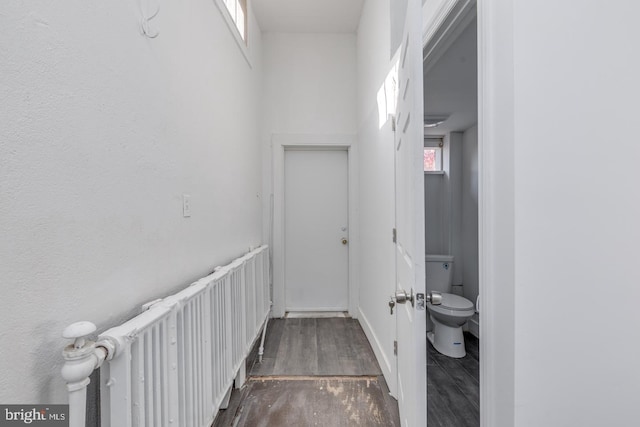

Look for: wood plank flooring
[250,318,382,377]
[214,318,480,426]
[427,332,480,427]
[213,318,396,427]
[231,377,399,427]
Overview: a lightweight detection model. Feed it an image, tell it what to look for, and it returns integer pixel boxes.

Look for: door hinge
[393,340,398,356]
[392,228,397,243]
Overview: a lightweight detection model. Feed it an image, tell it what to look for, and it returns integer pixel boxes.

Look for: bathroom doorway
[423,1,479,425]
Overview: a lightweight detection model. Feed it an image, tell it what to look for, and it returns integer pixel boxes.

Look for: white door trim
[477,1,516,426]
[422,0,476,74]
[271,134,359,319]
[423,1,517,426]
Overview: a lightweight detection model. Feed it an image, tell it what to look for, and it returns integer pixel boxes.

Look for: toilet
[426,255,475,358]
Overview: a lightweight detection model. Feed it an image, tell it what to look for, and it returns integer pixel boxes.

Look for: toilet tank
[425,254,454,293]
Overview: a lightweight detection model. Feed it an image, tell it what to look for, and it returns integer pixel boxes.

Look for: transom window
[223,0,247,42]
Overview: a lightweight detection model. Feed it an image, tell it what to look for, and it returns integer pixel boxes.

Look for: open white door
[393,0,426,425]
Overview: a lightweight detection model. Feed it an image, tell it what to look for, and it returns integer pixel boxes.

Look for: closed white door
[394,0,426,425]
[284,149,349,311]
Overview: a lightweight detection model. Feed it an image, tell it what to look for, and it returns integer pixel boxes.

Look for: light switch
[183,194,191,217]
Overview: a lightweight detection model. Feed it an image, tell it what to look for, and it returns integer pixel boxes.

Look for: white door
[284,149,349,311]
[394,0,426,425]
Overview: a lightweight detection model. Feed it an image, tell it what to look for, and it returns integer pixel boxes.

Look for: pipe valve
[61,321,109,427]
[63,321,96,350]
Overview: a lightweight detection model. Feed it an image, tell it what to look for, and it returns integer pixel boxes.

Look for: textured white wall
[356,0,398,393]
[0,0,263,404]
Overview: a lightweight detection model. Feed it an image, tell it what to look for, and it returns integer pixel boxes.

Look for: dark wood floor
[230,377,400,426]
[213,317,398,427]
[250,318,382,377]
[427,332,480,427]
[214,319,480,426]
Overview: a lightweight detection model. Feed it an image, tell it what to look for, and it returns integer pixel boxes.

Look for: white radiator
[94,245,270,427]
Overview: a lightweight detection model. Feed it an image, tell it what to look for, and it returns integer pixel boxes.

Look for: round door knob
[341,238,348,245]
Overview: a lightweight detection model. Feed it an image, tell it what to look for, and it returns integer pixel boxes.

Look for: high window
[223,0,247,42]
[424,138,443,172]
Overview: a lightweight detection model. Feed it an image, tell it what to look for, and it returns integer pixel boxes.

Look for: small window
[424,138,443,172]
[223,0,247,42]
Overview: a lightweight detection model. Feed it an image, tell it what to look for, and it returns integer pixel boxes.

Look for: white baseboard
[285,307,348,312]
[286,311,348,318]
[468,316,480,339]
[357,308,396,397]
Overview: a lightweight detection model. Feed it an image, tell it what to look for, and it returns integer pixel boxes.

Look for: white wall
[482,1,640,425]
[0,0,263,404]
[260,32,357,317]
[390,0,409,56]
[356,0,398,393]
[461,125,478,330]
[261,33,357,136]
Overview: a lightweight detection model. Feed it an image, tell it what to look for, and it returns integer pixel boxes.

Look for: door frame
[477,1,516,425]
[271,134,359,318]
[423,1,516,426]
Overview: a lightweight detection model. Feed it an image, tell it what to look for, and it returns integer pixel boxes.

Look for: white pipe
[61,322,113,427]
[258,317,269,363]
[66,384,88,427]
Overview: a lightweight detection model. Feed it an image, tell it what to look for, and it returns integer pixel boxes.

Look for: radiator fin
[100,246,270,427]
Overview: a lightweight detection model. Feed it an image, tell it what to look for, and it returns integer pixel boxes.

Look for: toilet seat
[429,293,474,311]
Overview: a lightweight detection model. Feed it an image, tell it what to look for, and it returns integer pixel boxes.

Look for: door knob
[392,290,441,310]
[394,288,414,307]
[415,291,443,310]
[341,238,348,245]
[427,291,442,305]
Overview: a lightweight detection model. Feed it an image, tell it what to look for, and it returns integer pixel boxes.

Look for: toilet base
[427,321,466,358]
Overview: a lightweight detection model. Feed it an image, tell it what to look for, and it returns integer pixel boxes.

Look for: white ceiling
[251,0,365,33]
[424,18,478,134]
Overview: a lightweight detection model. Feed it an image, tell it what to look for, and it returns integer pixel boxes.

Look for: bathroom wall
[0,0,263,404]
[449,133,463,287]
[424,170,447,254]
[424,132,463,287]
[424,127,478,322]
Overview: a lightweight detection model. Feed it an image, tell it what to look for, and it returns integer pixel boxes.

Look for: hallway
[214,317,400,426]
